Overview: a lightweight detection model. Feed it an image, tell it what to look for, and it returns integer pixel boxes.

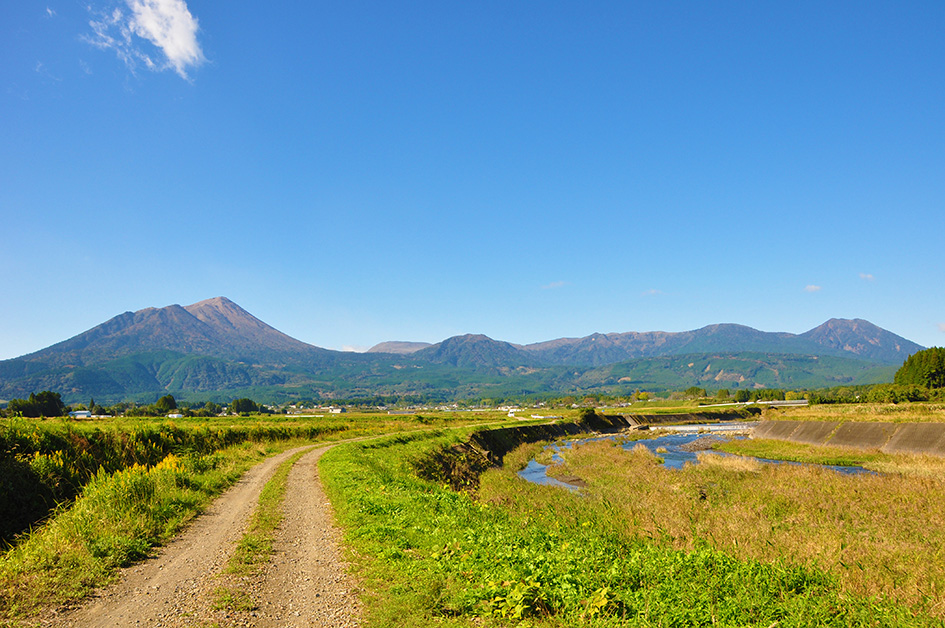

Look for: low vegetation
[0,416,347,543]
[0,439,279,620]
[0,411,502,624]
[763,401,945,423]
[320,422,943,626]
[542,440,945,619]
[5,400,945,626]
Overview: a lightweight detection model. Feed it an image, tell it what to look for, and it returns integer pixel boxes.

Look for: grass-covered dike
[321,423,944,627]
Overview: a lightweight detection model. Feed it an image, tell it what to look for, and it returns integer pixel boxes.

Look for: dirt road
[45,445,361,628]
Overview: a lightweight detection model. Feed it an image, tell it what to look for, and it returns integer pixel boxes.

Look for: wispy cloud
[642,289,663,297]
[938,323,945,333]
[83,0,205,80]
[45,7,57,18]
[804,285,822,293]
[860,273,875,281]
[541,281,567,290]
[34,61,62,82]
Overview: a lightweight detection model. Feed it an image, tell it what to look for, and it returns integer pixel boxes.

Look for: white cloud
[804,285,822,293]
[83,0,204,80]
[860,273,875,281]
[128,0,204,77]
[541,281,567,290]
[938,323,945,333]
[45,7,57,17]
[642,289,663,296]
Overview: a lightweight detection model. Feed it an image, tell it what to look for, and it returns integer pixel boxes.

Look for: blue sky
[2,1,943,359]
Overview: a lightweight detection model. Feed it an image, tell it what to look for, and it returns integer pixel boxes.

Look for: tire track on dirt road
[229,445,361,627]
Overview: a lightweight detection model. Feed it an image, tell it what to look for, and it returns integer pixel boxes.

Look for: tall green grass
[0,441,277,620]
[0,415,420,543]
[320,431,933,627]
[0,413,498,624]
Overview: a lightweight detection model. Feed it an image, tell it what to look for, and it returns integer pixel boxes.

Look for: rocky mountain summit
[0,298,924,403]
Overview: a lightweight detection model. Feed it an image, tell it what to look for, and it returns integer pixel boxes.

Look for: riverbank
[321,426,943,626]
[753,419,945,456]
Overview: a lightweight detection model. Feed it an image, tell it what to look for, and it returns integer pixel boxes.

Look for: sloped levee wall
[628,407,761,426]
[753,420,945,456]
[470,408,761,465]
[469,413,635,465]
[418,410,762,491]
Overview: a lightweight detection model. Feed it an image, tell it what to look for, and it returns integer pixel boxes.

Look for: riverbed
[518,423,871,489]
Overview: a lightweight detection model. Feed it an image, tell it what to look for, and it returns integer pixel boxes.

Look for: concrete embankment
[753,420,945,456]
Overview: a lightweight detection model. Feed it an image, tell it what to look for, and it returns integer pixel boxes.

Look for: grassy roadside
[0,438,308,625]
[0,413,505,626]
[320,429,937,627]
[212,447,314,611]
[0,417,355,545]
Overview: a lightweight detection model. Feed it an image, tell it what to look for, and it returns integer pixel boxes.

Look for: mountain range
[0,297,924,404]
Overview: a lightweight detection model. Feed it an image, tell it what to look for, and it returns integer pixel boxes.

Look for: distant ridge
[17,297,327,367]
[798,318,914,364]
[0,298,925,403]
[367,341,432,354]
[412,334,539,370]
[520,320,922,367]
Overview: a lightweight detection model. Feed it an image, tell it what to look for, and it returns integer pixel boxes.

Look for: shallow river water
[518,423,871,490]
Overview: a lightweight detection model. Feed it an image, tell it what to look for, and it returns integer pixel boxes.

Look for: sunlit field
[321,410,945,626]
[0,411,504,623]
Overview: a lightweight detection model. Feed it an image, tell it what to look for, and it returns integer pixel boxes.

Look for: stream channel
[518,422,871,490]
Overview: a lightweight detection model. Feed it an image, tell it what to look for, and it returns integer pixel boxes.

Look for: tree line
[0,392,275,418]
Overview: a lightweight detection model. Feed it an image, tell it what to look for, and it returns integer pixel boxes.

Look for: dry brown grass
[545,439,945,619]
[695,451,764,472]
[865,453,945,478]
[767,402,945,423]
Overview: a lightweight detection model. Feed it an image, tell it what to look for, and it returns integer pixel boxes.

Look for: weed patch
[0,441,278,622]
[321,430,935,627]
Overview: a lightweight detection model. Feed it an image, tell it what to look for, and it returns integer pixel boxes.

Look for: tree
[6,391,65,417]
[155,395,177,413]
[716,389,731,400]
[35,391,66,416]
[894,347,945,389]
[755,389,785,401]
[734,389,751,403]
[230,398,259,414]
[684,386,707,400]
